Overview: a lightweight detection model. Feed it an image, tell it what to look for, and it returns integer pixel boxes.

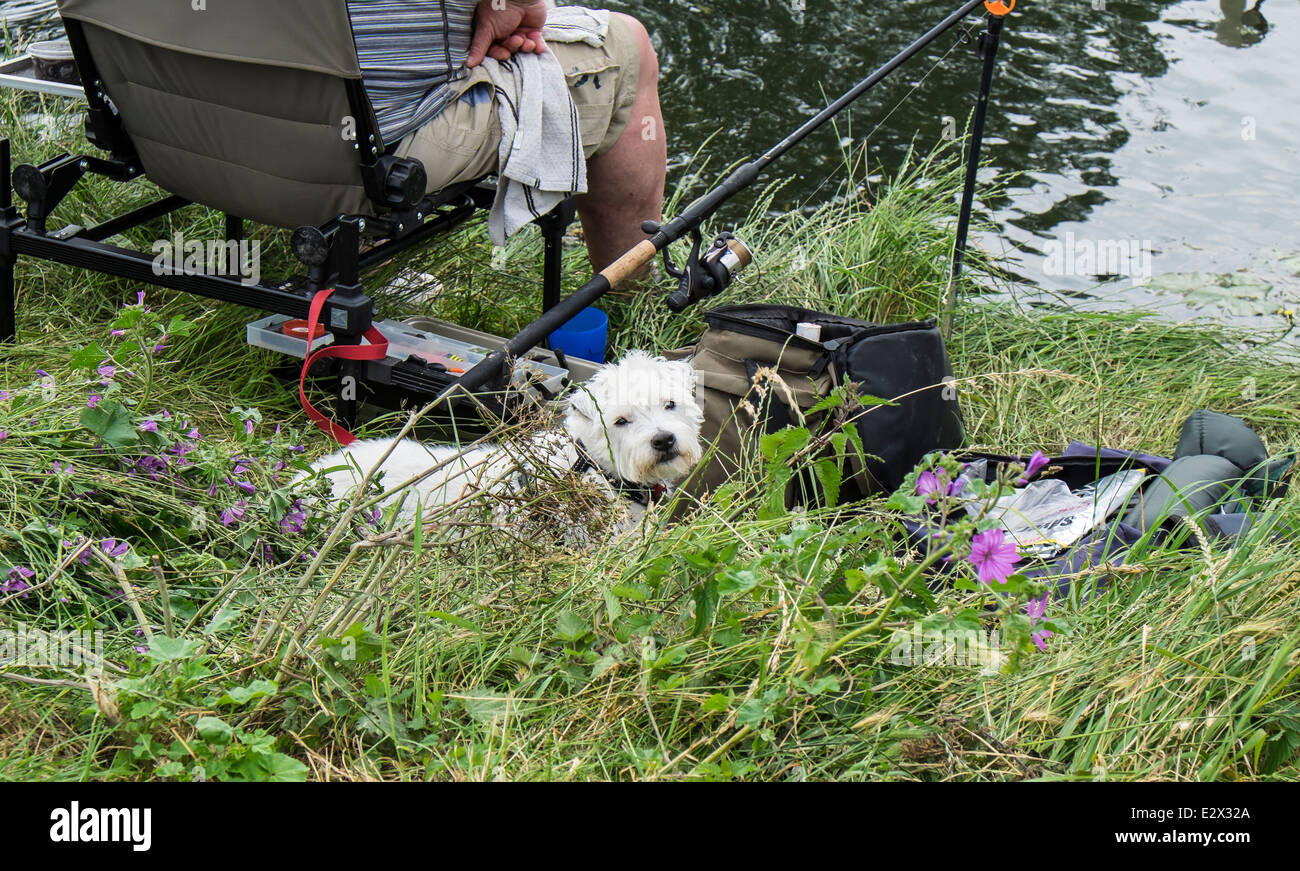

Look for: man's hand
[466,0,548,68]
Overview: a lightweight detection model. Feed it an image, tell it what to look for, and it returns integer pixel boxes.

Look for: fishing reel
[649,225,754,313]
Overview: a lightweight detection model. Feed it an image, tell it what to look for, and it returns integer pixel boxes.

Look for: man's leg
[575,13,665,274]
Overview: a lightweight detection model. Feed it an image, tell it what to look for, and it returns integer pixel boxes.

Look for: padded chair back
[57,0,376,228]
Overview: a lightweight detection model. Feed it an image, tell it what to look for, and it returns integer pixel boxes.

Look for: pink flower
[0,432,7,441]
[916,470,943,501]
[917,468,965,504]
[1018,451,1049,485]
[110,328,126,338]
[3,565,35,597]
[100,538,129,558]
[140,420,158,433]
[1025,594,1053,651]
[220,501,249,527]
[967,529,1021,585]
[97,363,116,381]
[87,395,102,408]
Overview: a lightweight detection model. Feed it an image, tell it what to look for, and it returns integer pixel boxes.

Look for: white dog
[307,351,704,537]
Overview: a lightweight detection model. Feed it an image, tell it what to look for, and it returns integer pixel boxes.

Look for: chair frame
[0,15,577,423]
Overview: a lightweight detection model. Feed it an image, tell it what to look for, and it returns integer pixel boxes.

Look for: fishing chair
[0,0,577,427]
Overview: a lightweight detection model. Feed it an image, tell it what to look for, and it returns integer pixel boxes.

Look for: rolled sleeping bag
[1175,409,1270,495]
[1121,454,1250,534]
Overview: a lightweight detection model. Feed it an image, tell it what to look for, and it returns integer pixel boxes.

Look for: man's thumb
[466,27,492,67]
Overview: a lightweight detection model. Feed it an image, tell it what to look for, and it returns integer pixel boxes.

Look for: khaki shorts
[397,12,641,193]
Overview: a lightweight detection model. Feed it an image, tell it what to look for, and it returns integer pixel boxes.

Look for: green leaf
[555,611,590,643]
[611,583,650,601]
[216,679,278,707]
[701,693,732,714]
[79,400,139,449]
[735,699,768,729]
[256,753,308,782]
[143,635,201,663]
[70,343,108,369]
[717,568,760,597]
[195,716,233,745]
[203,607,240,636]
[814,458,842,505]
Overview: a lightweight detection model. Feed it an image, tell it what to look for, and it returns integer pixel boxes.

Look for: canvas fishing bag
[669,304,965,504]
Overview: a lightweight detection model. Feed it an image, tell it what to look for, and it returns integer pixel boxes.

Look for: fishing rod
[448,0,1013,399]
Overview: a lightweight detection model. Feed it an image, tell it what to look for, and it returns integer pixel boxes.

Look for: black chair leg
[538,198,577,314]
[1,252,15,343]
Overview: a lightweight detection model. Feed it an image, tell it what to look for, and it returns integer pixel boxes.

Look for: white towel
[482,6,610,244]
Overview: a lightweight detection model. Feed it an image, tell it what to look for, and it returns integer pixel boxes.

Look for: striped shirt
[344,0,478,145]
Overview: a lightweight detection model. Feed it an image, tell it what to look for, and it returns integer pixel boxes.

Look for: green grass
[1,85,1298,781]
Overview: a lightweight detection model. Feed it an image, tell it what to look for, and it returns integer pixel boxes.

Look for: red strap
[297,288,389,445]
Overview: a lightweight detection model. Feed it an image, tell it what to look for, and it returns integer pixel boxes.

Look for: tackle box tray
[246,313,600,401]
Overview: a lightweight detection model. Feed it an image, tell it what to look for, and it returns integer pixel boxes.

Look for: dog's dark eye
[614,417,628,427]
[665,401,676,411]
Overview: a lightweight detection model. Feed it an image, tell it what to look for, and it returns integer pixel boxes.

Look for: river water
[614,0,1300,326]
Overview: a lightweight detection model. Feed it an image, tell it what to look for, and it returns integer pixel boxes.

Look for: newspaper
[960,466,1146,559]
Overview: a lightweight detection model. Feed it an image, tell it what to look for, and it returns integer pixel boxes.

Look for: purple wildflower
[917,468,966,504]
[140,420,159,433]
[0,432,7,441]
[225,476,256,496]
[219,501,249,527]
[110,328,126,338]
[916,470,943,502]
[35,369,49,378]
[1018,451,1049,485]
[87,394,102,409]
[1025,594,1054,652]
[244,420,254,436]
[3,565,35,597]
[0,390,9,400]
[100,538,129,559]
[136,290,146,306]
[968,529,1021,585]
[97,363,116,381]
[279,500,307,534]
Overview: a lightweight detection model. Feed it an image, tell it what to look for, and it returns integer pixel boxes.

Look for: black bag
[670,304,965,503]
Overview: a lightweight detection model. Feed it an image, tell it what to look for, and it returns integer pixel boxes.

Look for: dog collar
[572,441,667,506]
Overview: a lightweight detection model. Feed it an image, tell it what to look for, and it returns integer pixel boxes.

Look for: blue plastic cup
[548,306,607,363]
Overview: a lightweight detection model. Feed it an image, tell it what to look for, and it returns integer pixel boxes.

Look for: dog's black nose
[651,432,677,453]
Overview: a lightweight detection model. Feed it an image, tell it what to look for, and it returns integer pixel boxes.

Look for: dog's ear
[665,358,698,396]
[567,383,599,422]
